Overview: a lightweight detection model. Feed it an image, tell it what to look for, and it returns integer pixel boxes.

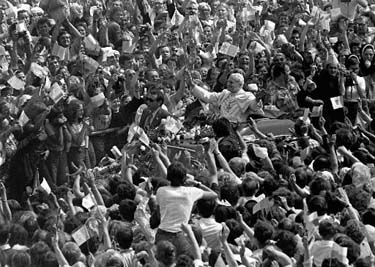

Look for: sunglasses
[146,97,156,102]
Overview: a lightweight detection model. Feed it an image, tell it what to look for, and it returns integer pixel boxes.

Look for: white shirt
[344,76,366,101]
[192,85,261,123]
[311,240,349,267]
[156,186,204,233]
[197,217,222,251]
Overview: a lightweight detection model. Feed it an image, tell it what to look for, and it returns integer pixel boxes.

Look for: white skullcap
[230,73,244,85]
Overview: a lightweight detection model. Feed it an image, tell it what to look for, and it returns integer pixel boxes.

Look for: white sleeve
[192,84,221,104]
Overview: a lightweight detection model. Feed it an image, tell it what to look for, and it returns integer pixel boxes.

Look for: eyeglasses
[146,97,156,102]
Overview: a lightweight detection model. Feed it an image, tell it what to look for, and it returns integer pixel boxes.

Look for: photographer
[341,55,366,124]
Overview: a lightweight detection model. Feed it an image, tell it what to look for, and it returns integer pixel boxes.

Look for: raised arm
[0,183,11,222]
[186,72,220,103]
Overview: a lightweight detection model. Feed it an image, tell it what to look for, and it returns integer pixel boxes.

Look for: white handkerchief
[330,96,344,110]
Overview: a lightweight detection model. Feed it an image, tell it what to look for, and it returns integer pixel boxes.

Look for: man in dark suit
[139,89,170,133]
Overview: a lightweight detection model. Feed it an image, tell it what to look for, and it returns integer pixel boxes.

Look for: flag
[18,110,30,127]
[214,254,226,267]
[252,144,268,159]
[264,20,275,31]
[49,83,64,103]
[164,116,183,134]
[330,96,344,110]
[51,43,65,60]
[72,225,90,246]
[122,40,133,54]
[127,123,150,147]
[82,55,99,75]
[84,34,101,56]
[30,63,47,79]
[171,9,184,26]
[82,193,96,210]
[219,42,239,57]
[7,75,25,90]
[311,105,323,117]
[253,197,273,214]
[39,178,51,194]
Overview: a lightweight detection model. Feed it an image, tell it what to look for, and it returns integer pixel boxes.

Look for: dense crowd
[1,0,375,266]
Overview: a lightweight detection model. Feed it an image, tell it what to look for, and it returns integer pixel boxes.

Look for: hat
[326,52,339,67]
[30,7,44,16]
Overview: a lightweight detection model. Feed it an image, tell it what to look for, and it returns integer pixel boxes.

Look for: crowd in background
[1,0,375,266]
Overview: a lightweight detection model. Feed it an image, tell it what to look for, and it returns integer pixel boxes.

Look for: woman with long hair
[65,100,91,173]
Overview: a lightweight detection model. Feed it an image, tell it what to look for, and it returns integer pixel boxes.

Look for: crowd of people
[1,0,375,266]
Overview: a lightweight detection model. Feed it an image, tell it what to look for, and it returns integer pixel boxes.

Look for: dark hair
[318,220,337,238]
[275,230,297,257]
[167,162,186,187]
[335,236,360,264]
[214,205,237,223]
[156,241,175,266]
[119,199,137,222]
[335,128,356,149]
[354,258,372,267]
[220,184,240,206]
[262,177,279,197]
[272,63,287,79]
[322,258,346,267]
[197,199,216,218]
[106,257,124,267]
[212,117,231,137]
[307,195,328,216]
[115,227,133,250]
[312,156,331,172]
[225,219,243,245]
[41,251,58,267]
[149,89,165,106]
[278,218,295,233]
[254,220,274,245]
[294,167,308,188]
[309,177,332,195]
[11,250,31,267]
[0,223,10,244]
[345,219,365,244]
[362,208,375,227]
[117,182,136,201]
[62,242,81,265]
[344,185,371,214]
[30,241,51,267]
[241,178,259,197]
[175,254,194,267]
[37,17,50,28]
[9,224,28,247]
[65,100,83,123]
